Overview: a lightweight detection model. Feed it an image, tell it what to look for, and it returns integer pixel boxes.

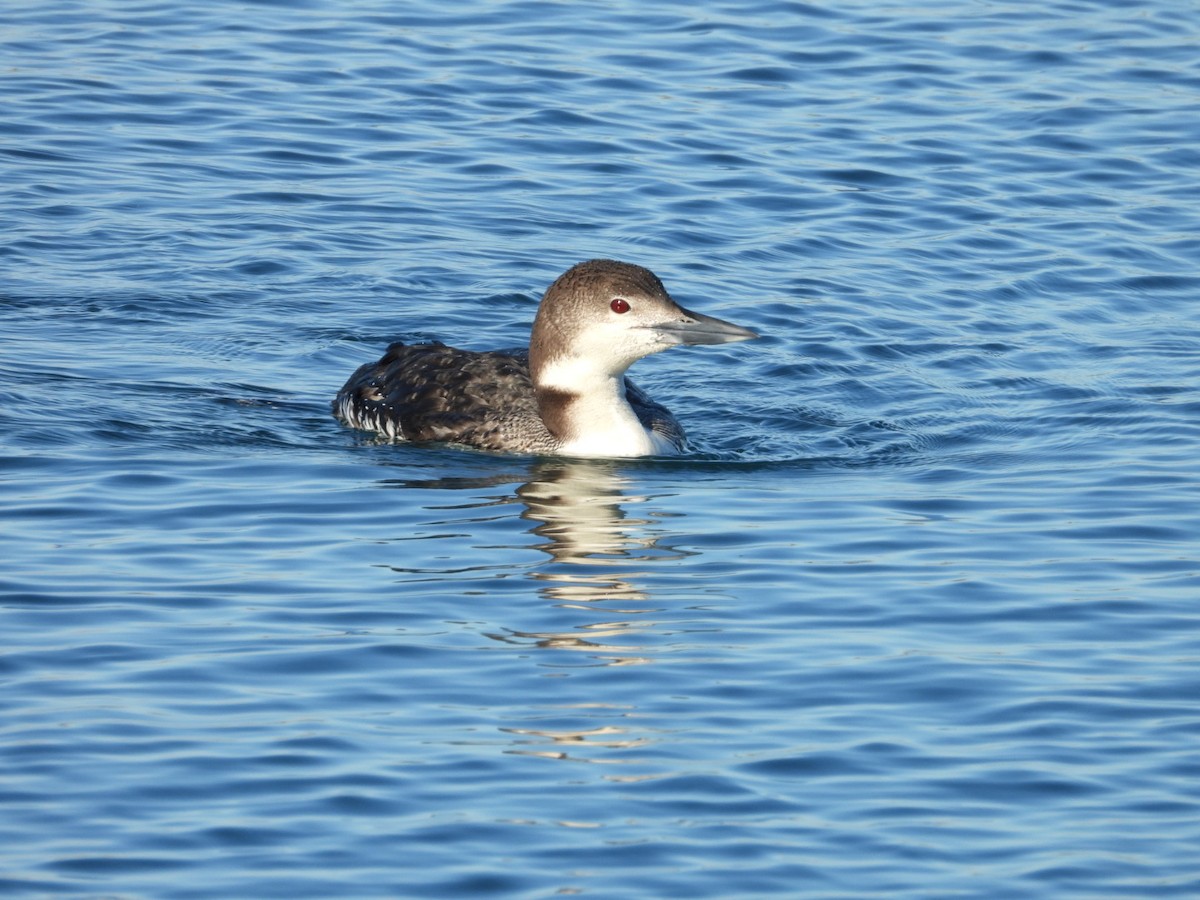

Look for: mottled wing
[333,342,552,451]
[625,378,686,451]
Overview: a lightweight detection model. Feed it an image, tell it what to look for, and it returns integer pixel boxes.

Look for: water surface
[3,0,1200,897]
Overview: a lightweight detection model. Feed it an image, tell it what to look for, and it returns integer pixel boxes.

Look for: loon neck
[534,356,661,457]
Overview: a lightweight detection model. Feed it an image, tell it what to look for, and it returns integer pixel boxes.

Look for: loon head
[528,259,758,387]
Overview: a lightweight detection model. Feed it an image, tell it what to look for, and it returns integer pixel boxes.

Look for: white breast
[540,357,680,458]
[558,419,677,458]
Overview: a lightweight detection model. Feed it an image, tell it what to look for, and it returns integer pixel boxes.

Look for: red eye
[610,298,630,314]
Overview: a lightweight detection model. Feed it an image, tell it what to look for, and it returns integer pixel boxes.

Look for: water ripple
[4,0,1200,897]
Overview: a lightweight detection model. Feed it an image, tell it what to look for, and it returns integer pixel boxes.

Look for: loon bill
[332,259,759,457]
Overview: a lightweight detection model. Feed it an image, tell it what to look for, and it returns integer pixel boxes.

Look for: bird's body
[333,260,757,457]
[334,342,680,455]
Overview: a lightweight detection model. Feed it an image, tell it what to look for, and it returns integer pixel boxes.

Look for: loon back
[333,341,683,454]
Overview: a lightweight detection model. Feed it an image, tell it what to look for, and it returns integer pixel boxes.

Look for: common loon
[332,259,758,457]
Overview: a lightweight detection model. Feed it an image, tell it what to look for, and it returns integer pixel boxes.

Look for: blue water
[3,0,1200,896]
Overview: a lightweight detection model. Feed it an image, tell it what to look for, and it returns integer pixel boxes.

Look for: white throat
[538,356,676,458]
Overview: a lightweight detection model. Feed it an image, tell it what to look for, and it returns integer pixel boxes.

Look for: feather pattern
[331,259,757,457]
[334,341,682,454]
